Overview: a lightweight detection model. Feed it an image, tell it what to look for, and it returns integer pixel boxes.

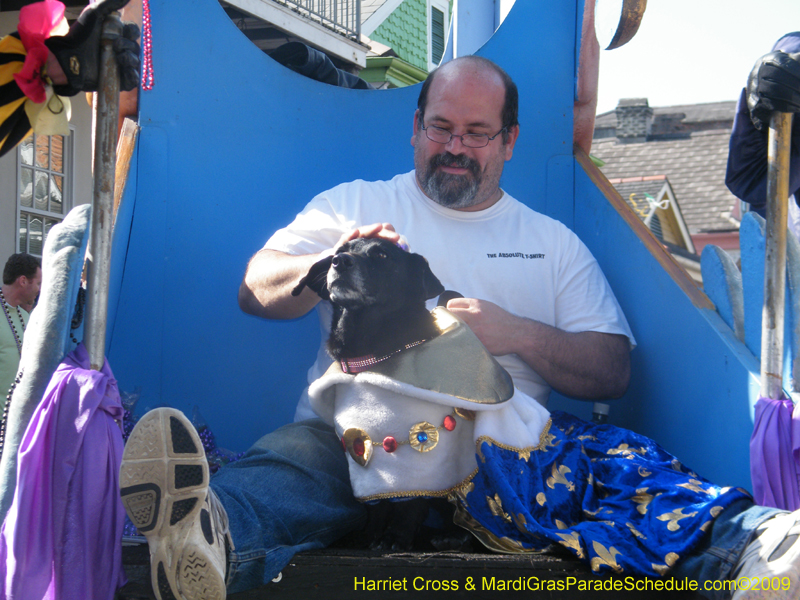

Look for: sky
[595,0,800,115]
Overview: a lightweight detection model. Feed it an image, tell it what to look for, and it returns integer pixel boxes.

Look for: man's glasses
[421,124,507,148]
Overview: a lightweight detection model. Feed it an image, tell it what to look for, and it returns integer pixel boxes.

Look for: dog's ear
[291,255,333,300]
[411,253,445,300]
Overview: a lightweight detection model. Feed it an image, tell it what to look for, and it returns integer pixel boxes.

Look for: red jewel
[443,415,456,431]
[383,436,398,453]
[353,438,365,456]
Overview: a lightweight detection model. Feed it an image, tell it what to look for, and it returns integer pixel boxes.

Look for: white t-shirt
[265,171,636,421]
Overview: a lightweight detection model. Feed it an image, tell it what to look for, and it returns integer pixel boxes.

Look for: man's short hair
[416,56,519,141]
[3,253,41,285]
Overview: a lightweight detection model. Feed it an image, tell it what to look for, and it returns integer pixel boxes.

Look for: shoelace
[207,487,235,551]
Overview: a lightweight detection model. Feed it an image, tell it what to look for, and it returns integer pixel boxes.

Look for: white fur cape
[308,308,551,501]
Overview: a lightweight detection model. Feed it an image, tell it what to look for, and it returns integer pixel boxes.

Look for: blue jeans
[210,419,781,598]
[672,497,781,599]
[210,419,366,594]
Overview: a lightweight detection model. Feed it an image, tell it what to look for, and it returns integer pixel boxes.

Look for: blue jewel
[417,432,428,443]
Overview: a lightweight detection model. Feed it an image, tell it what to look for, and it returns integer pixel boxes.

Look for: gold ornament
[409,421,439,452]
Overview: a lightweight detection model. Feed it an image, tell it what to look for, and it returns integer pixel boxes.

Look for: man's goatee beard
[422,153,482,208]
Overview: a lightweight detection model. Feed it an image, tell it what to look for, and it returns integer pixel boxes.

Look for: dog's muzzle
[331,253,354,271]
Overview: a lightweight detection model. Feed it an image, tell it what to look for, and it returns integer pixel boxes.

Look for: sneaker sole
[732,513,800,600]
[120,408,225,600]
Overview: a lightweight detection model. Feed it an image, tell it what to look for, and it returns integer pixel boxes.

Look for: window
[429,1,449,71]
[431,6,445,65]
[647,213,664,242]
[17,132,71,257]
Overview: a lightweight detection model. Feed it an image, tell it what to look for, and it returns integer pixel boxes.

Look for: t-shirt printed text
[487,252,545,259]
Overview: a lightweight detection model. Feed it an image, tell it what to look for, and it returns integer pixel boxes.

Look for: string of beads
[141,0,154,90]
[0,369,23,460]
[0,288,25,356]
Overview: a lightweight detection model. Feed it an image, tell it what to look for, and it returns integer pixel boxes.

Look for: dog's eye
[371,249,388,259]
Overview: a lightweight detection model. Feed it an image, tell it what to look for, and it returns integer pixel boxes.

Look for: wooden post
[83,14,122,371]
[760,111,795,400]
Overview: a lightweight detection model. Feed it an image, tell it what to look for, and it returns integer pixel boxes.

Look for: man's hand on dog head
[292,225,409,300]
[335,223,402,251]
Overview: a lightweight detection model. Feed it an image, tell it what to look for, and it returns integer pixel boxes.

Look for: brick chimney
[615,98,653,142]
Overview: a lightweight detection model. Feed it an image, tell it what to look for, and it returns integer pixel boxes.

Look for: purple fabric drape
[750,396,800,510]
[0,344,126,600]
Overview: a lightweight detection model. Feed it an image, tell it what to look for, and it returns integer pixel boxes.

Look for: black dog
[294,237,444,360]
[293,238,472,551]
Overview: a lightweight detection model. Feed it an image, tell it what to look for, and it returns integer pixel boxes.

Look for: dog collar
[340,339,428,374]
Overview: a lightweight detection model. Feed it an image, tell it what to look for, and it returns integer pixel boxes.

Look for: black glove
[44,0,140,96]
[746,50,800,130]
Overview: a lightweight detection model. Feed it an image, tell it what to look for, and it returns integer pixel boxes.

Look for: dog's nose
[331,253,354,270]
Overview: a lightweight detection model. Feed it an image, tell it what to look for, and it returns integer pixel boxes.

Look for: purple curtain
[750,396,800,510]
[0,344,126,600]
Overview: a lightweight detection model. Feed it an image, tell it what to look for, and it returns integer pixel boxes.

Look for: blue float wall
[107,0,759,490]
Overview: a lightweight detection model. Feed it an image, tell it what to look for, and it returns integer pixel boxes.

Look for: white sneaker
[731,510,800,600]
[120,408,232,600]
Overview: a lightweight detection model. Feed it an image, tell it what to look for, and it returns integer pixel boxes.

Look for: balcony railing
[275,0,361,41]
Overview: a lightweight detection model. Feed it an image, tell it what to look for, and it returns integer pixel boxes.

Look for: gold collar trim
[356,467,479,503]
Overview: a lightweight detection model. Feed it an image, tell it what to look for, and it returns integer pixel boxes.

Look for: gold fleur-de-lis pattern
[445,411,750,580]
[626,523,646,540]
[632,487,661,515]
[512,512,528,534]
[607,443,647,458]
[590,541,623,573]
[556,531,585,559]
[546,463,576,491]
[538,431,560,453]
[517,447,532,462]
[487,494,512,523]
[657,507,699,531]
[583,506,612,519]
[651,552,680,576]
[677,479,712,494]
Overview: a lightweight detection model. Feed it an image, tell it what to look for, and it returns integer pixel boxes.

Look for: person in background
[726,32,800,237]
[0,253,41,404]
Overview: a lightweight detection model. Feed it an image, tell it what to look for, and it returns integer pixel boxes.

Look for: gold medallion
[409,422,439,452]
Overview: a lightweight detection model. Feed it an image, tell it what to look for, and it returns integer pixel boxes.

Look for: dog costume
[309,308,750,577]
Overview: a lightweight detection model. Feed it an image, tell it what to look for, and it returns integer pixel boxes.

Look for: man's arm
[238,249,325,319]
[238,222,402,320]
[726,47,800,214]
[446,297,631,399]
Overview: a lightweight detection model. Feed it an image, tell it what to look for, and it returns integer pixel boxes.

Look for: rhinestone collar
[340,339,427,374]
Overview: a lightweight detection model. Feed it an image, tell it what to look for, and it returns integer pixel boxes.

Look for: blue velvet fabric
[459,411,751,578]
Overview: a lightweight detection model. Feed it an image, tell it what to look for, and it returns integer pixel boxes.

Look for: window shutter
[431,7,444,65]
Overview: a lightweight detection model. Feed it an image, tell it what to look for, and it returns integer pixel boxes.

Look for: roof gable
[593,100,740,236]
[607,176,694,253]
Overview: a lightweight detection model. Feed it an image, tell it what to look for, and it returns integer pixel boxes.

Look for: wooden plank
[113,117,140,226]
[116,545,705,600]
